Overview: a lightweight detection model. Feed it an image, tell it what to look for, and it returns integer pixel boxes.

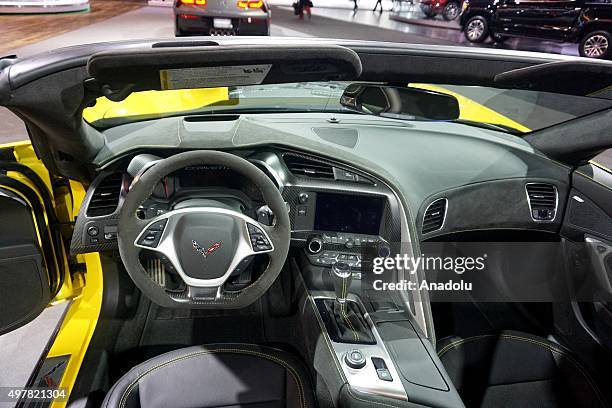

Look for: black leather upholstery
[438,331,608,408]
[103,344,316,408]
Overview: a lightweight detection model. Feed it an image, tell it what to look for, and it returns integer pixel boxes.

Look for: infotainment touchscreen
[314,192,384,235]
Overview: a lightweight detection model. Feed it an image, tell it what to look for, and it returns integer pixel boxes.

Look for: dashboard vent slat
[422,198,447,234]
[86,173,123,217]
[283,155,335,180]
[526,183,557,222]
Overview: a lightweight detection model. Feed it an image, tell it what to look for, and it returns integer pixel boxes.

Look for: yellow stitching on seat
[437,334,607,407]
[437,334,493,357]
[118,348,307,408]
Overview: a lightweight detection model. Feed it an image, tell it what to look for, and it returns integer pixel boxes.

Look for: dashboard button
[138,230,162,247]
[376,368,393,382]
[247,223,272,252]
[149,219,167,231]
[87,226,99,237]
[104,232,117,240]
[336,170,357,182]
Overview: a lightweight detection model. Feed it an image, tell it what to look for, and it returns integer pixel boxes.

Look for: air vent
[283,155,334,180]
[422,198,447,234]
[526,183,557,222]
[86,173,123,217]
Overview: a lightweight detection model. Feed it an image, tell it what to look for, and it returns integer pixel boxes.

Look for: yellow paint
[42,177,103,407]
[12,144,54,192]
[0,139,30,148]
[48,253,104,408]
[82,87,230,123]
[410,84,532,133]
[69,180,87,221]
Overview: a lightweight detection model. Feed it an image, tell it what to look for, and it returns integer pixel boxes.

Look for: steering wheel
[117,150,290,308]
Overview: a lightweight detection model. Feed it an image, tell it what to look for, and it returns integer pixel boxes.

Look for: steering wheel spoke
[134,207,275,290]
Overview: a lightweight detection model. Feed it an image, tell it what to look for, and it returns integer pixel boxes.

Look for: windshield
[83,82,612,134]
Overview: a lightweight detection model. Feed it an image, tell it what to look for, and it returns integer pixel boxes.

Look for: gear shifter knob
[331,262,353,304]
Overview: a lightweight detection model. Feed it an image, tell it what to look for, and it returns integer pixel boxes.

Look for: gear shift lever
[320,261,375,344]
[331,262,353,305]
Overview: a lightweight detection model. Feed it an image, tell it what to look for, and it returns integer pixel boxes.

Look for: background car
[174,0,270,36]
[420,0,462,21]
[460,0,612,59]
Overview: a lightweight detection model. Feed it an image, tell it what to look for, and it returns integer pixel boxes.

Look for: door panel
[496,0,581,40]
[561,163,612,350]
[0,147,65,335]
[0,184,52,335]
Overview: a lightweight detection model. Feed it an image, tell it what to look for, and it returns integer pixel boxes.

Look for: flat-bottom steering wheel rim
[117,150,290,309]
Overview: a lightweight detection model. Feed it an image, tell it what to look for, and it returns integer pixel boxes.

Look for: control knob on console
[344,349,366,369]
[307,236,323,254]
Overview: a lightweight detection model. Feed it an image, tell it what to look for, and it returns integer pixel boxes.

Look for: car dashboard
[71,145,570,256]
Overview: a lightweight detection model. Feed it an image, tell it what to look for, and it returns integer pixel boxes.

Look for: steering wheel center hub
[174,212,239,281]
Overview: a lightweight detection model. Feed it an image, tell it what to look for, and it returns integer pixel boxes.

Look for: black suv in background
[460,0,612,58]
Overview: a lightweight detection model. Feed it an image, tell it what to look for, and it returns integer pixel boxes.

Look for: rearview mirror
[340,84,460,121]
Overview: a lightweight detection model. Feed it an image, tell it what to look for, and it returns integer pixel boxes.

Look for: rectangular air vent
[283,155,334,180]
[86,173,123,217]
[526,183,557,222]
[422,198,447,234]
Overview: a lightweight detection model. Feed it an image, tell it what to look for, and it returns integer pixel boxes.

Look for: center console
[271,152,464,407]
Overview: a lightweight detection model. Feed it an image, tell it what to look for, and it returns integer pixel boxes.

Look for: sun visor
[87,44,362,99]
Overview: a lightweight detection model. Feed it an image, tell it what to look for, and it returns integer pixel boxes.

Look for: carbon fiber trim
[70,171,127,255]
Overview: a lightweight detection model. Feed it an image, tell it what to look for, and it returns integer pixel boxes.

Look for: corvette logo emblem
[192,240,222,259]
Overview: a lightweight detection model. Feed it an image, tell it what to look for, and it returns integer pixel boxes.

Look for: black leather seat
[103,344,316,408]
[438,331,609,408]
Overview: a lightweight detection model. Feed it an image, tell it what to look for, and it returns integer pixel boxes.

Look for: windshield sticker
[160,65,272,90]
